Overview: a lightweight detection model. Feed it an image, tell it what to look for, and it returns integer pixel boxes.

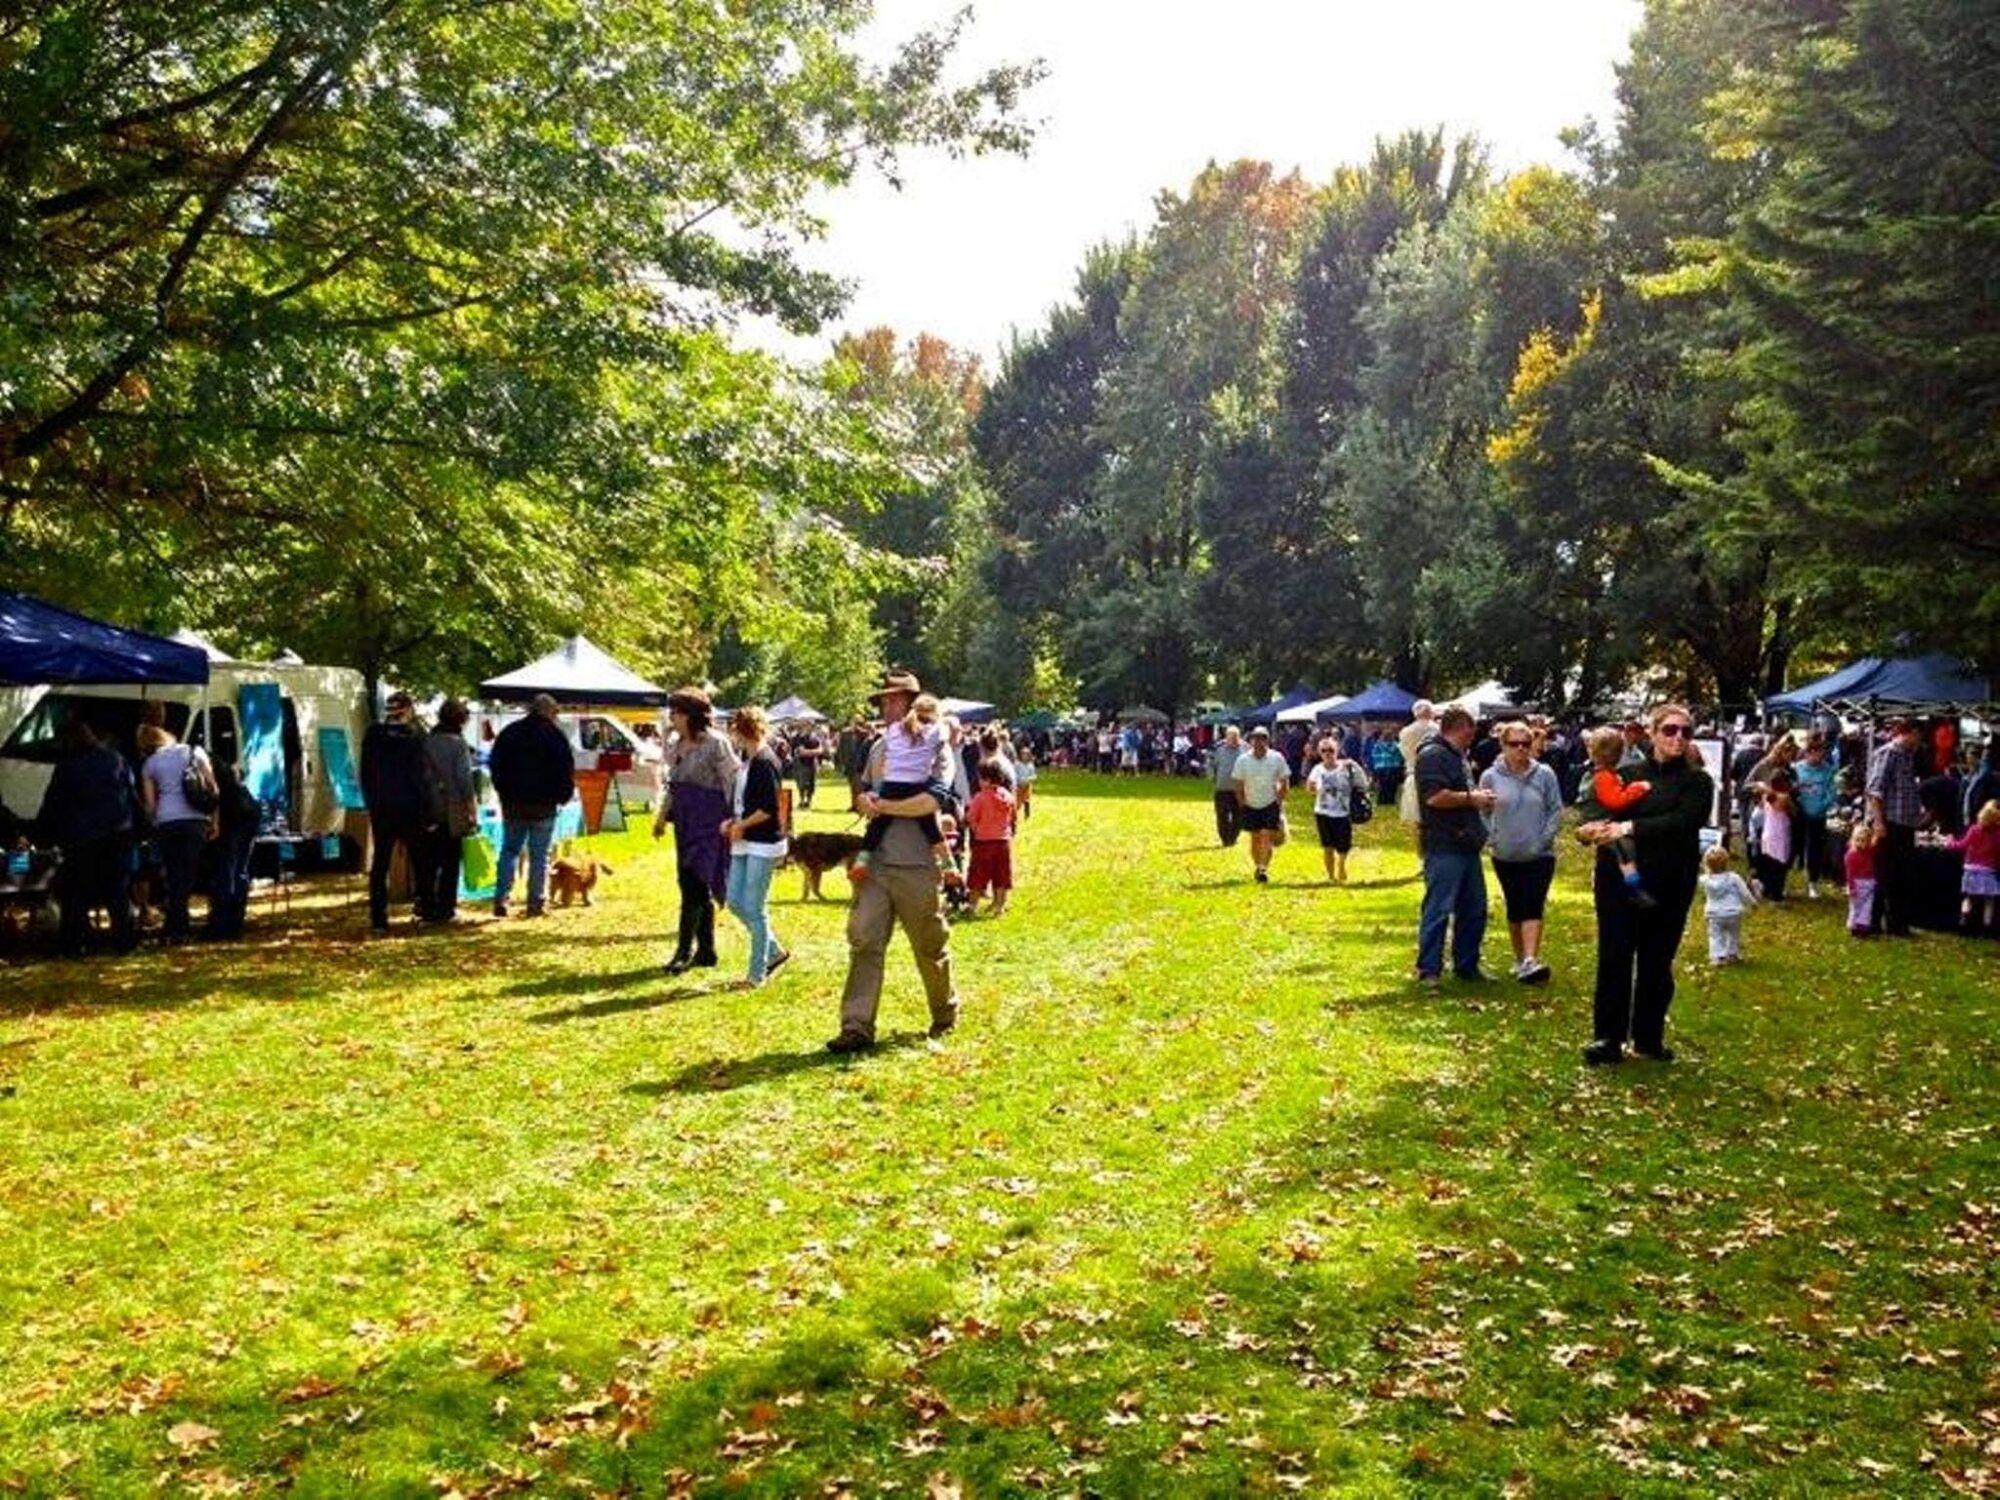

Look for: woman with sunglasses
[1577,704,1714,1065]
[1479,720,1563,983]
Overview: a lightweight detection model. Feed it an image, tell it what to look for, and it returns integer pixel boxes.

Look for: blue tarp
[1239,684,1322,726]
[1764,655,1991,714]
[239,681,287,808]
[0,591,210,687]
[1321,680,1420,721]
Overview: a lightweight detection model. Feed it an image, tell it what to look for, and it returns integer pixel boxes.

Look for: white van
[471,705,662,807]
[0,661,368,839]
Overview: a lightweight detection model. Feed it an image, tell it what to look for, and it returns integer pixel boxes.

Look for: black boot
[691,897,718,967]
[664,898,697,973]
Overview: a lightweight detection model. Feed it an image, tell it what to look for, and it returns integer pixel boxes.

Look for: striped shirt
[1866,739,1922,827]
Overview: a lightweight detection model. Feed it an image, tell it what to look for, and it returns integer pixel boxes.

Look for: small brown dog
[548,853,613,907]
[786,831,865,900]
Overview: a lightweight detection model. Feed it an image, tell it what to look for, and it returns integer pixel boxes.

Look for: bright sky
[771,0,1645,367]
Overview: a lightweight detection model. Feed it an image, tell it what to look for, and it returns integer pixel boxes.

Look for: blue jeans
[725,853,782,981]
[1418,847,1489,978]
[496,817,555,910]
[206,823,256,939]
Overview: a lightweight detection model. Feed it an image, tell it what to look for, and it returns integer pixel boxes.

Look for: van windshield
[2,695,193,764]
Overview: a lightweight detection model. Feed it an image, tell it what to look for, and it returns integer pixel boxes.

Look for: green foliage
[0,0,1037,695]
[1708,0,2000,656]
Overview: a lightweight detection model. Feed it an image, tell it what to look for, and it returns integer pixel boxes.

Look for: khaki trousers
[839,861,957,1041]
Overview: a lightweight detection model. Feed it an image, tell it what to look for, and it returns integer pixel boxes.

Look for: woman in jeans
[137,723,213,944]
[721,706,791,988]
[654,687,737,974]
[1479,720,1564,984]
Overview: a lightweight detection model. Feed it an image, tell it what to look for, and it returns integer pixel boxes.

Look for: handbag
[181,747,219,815]
[460,833,497,890]
[1347,767,1373,824]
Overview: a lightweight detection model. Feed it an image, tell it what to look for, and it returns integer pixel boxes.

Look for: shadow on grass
[523,970,717,1024]
[628,1031,932,1095]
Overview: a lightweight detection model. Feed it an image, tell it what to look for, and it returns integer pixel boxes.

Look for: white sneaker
[1807,884,1820,899]
[1510,958,1530,979]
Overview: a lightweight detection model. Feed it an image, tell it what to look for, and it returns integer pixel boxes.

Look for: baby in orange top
[964,760,1018,916]
[1577,726,1656,908]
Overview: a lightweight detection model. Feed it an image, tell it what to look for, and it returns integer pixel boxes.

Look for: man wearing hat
[829,669,961,1053]
[1231,724,1291,883]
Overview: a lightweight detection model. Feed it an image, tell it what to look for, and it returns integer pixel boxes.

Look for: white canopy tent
[1275,693,1350,725]
[1446,679,1520,718]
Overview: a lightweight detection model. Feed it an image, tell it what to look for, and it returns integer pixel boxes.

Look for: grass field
[3,771,1996,1497]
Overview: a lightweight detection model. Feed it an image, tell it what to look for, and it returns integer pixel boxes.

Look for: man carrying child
[828,669,962,1055]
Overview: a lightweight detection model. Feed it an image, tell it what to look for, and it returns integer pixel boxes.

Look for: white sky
[764,0,1645,367]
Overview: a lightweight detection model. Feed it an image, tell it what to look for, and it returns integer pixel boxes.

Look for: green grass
[3,771,1996,1497]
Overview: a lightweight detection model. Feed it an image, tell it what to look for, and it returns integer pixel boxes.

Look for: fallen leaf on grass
[167,1420,220,1452]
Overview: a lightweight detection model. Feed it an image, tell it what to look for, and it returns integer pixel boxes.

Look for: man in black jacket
[361,690,427,932]
[489,693,575,918]
[37,720,138,957]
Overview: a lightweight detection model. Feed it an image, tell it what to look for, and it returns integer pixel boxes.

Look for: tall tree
[1707,0,2000,661]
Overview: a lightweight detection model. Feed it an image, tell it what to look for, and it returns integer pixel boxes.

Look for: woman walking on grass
[721,706,790,988]
[1306,735,1360,884]
[654,687,738,975]
[1480,720,1563,984]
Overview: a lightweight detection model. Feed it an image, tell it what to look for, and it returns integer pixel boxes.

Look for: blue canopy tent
[1321,680,1420,722]
[1764,656,1992,717]
[1239,684,1322,727]
[0,592,210,687]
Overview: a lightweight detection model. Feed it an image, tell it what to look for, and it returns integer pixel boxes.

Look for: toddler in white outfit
[1701,844,1759,965]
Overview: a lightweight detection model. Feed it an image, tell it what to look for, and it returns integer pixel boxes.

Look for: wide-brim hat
[868,668,922,702]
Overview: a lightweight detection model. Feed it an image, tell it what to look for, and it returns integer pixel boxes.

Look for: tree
[1707,0,2000,660]
[0,0,1038,692]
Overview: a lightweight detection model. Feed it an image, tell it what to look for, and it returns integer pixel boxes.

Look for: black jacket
[1625,753,1714,892]
[489,715,575,815]
[361,719,427,822]
[37,744,136,845]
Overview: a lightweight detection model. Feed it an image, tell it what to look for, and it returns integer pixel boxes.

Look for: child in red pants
[964,760,1018,916]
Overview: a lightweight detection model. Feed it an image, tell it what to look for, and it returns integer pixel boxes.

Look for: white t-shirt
[1233,749,1289,810]
[1308,760,1356,818]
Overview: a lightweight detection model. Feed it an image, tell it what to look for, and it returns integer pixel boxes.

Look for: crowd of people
[1199,698,1995,1067]
[15,665,1994,1071]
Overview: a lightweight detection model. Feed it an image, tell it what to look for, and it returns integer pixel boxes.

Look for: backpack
[1347,765,1374,824]
[180,746,219,815]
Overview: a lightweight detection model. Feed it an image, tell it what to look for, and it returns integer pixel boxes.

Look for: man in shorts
[1232,725,1291,883]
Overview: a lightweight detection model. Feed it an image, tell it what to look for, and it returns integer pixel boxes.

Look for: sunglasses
[1656,723,1690,738]
[1503,738,1530,748]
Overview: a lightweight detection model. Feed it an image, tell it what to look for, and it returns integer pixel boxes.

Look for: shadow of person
[626,1031,930,1095]
[525,978,716,1026]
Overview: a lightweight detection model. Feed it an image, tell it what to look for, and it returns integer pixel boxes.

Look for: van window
[2,695,191,764]
[187,706,240,768]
